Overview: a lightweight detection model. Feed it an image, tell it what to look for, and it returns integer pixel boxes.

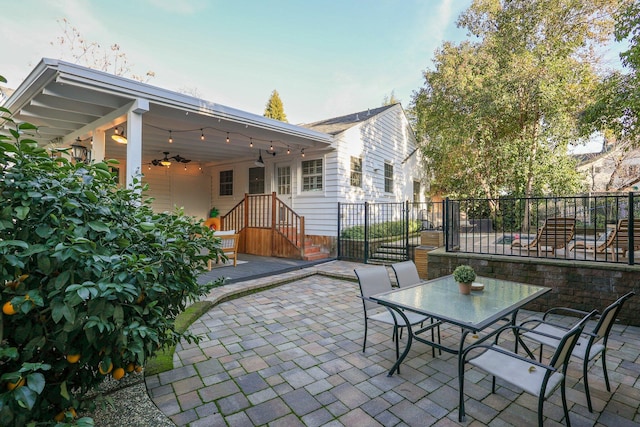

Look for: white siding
[142,164,211,218]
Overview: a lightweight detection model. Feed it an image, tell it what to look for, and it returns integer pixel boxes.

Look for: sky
[0,0,627,150]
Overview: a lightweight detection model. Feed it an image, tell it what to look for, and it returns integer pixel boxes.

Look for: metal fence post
[444,198,449,252]
[337,202,342,260]
[364,202,369,264]
[405,200,410,260]
[629,192,634,266]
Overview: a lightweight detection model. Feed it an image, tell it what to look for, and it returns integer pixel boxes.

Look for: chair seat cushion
[523,323,605,360]
[369,310,428,327]
[469,345,564,398]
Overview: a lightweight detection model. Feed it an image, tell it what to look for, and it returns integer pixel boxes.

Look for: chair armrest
[542,306,593,320]
[461,341,556,373]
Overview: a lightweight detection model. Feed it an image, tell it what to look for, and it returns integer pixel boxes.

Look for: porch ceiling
[1,59,333,166]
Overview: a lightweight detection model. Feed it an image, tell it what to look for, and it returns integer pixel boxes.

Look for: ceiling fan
[151,152,191,167]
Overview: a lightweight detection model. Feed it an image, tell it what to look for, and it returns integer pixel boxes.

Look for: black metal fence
[337,201,439,263]
[448,192,639,265]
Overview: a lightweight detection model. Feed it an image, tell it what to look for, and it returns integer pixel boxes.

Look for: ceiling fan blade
[151,159,160,166]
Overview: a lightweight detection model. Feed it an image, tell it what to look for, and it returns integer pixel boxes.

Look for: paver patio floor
[145,261,640,426]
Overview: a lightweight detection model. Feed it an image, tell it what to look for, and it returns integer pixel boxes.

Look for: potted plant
[453,265,476,295]
[204,207,220,230]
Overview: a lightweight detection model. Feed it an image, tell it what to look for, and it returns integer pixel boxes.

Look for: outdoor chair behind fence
[571,218,640,260]
[511,217,576,256]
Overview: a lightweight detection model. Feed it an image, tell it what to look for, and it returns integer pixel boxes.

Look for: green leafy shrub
[340,220,420,239]
[0,101,223,425]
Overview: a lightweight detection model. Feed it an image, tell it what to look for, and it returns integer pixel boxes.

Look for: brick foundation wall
[424,248,640,326]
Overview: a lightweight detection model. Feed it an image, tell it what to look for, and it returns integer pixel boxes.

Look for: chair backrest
[549,309,598,371]
[538,217,576,249]
[592,292,635,339]
[611,219,640,254]
[214,230,238,252]
[391,261,421,287]
[354,266,393,312]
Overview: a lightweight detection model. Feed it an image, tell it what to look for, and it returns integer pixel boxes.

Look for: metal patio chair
[390,261,441,356]
[459,309,597,426]
[354,266,430,362]
[518,291,635,412]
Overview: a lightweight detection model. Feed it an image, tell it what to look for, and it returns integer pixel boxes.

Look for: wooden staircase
[222,193,330,260]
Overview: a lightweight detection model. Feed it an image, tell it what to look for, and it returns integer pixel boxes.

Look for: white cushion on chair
[469,345,564,398]
[369,310,427,327]
[523,323,606,361]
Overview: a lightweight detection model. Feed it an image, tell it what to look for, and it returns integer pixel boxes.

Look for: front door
[275,163,293,223]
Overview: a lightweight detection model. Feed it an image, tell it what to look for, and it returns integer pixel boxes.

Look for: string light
[226,132,230,143]
[169,130,173,143]
[249,138,253,148]
[200,129,205,141]
[287,146,290,155]
[301,149,305,157]
[270,142,274,151]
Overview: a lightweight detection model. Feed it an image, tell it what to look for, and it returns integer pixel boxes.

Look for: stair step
[303,251,330,261]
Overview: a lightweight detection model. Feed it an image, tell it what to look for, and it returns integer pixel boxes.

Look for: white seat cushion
[523,323,605,360]
[469,345,564,398]
[368,310,428,327]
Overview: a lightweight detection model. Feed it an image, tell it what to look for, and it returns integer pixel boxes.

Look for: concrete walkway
[145,261,640,426]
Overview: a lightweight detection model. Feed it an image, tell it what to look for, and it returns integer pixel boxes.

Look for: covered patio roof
[1,59,333,181]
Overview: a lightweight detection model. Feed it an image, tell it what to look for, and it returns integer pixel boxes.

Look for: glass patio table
[370,274,550,376]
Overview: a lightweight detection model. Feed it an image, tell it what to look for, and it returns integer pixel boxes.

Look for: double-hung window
[219,170,233,196]
[350,157,362,187]
[302,159,323,192]
[384,163,393,193]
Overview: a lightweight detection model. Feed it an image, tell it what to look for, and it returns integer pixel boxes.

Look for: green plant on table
[453,265,476,284]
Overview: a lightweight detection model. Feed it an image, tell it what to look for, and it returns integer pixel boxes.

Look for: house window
[302,159,323,192]
[413,181,421,202]
[248,167,265,194]
[384,163,393,193]
[219,170,233,196]
[277,165,291,195]
[350,157,362,187]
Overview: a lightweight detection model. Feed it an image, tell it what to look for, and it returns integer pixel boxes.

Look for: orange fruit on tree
[134,365,143,373]
[98,360,113,375]
[6,377,25,390]
[126,363,135,372]
[66,353,81,364]
[135,292,145,304]
[54,408,76,422]
[2,301,16,315]
[112,367,125,380]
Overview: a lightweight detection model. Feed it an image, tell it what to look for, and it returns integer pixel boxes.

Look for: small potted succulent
[453,265,476,295]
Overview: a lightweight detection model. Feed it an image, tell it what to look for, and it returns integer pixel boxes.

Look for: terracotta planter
[458,282,472,295]
[204,217,220,231]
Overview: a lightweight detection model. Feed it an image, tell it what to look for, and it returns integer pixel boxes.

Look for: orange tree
[0,90,223,426]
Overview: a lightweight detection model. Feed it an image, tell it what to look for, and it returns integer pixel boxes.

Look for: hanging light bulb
[287,146,290,155]
[270,142,274,151]
[249,138,253,148]
[301,149,305,157]
[200,129,205,141]
[169,130,173,143]
[226,132,230,143]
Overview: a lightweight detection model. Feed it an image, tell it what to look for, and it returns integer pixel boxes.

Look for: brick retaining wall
[425,248,640,326]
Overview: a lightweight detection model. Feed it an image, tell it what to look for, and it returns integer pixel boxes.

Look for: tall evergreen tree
[263,90,288,122]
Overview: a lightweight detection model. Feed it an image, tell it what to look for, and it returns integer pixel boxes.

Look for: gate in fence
[337,201,442,263]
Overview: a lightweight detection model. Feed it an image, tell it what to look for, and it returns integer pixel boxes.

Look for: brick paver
[146,261,640,426]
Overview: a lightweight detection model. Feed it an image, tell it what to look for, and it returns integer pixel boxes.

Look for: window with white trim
[219,170,233,196]
[384,163,393,193]
[302,159,323,192]
[248,167,265,194]
[350,156,362,187]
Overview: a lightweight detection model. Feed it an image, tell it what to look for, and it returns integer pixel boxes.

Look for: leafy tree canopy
[411,0,621,201]
[263,90,288,122]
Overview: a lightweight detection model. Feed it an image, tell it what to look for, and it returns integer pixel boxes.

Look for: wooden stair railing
[221,193,306,258]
